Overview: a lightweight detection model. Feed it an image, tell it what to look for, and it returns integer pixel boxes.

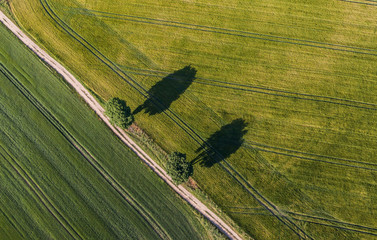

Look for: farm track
[37,0,313,238]
[287,212,377,237]
[218,160,313,240]
[121,67,377,111]
[83,9,377,57]
[226,206,377,237]
[242,142,377,171]
[246,141,377,166]
[340,0,377,6]
[0,64,170,240]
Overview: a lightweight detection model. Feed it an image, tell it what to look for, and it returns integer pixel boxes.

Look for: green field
[0,22,222,239]
[7,0,377,239]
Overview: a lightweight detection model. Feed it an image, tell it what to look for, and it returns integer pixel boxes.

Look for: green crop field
[7,0,377,239]
[0,22,220,239]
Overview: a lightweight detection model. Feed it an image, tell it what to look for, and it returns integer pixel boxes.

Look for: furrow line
[0,145,81,240]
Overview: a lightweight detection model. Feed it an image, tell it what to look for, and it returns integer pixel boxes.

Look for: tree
[166,152,193,185]
[105,97,134,128]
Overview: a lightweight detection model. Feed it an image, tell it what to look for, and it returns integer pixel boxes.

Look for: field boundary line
[0,10,243,240]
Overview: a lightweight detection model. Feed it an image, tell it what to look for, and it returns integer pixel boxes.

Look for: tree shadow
[133,65,197,115]
[193,118,248,168]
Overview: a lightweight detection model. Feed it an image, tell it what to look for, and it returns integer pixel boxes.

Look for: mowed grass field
[0,23,217,239]
[8,0,377,239]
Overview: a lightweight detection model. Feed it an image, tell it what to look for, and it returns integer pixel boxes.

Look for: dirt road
[0,10,243,240]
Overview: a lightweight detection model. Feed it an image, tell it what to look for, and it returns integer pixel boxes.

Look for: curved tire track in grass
[0,64,170,240]
[287,212,377,237]
[242,142,377,172]
[225,207,377,237]
[218,160,314,240]
[0,9,244,240]
[84,9,377,57]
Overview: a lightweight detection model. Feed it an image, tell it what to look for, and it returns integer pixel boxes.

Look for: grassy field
[0,22,221,239]
[7,0,377,239]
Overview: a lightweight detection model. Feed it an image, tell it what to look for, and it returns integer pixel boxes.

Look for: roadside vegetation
[166,152,192,185]
[0,23,213,239]
[105,97,134,128]
[7,0,377,238]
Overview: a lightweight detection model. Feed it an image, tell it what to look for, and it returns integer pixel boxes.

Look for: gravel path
[0,10,243,240]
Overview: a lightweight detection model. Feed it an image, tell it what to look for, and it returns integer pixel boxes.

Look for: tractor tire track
[82,9,377,57]
[218,160,313,240]
[0,203,26,239]
[0,64,170,240]
[0,144,81,240]
[225,207,377,237]
[242,142,377,171]
[291,216,377,237]
[245,141,377,168]
[121,67,377,111]
[287,211,377,236]
[340,0,377,6]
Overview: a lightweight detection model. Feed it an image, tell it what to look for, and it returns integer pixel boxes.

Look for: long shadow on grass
[193,118,248,168]
[133,65,197,115]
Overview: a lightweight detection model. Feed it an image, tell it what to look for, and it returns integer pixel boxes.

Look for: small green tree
[166,152,192,185]
[105,97,134,128]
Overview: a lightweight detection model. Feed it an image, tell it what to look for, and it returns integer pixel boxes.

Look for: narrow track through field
[82,9,377,57]
[121,67,377,111]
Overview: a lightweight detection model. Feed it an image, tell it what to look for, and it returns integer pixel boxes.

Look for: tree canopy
[166,152,192,185]
[105,97,134,128]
